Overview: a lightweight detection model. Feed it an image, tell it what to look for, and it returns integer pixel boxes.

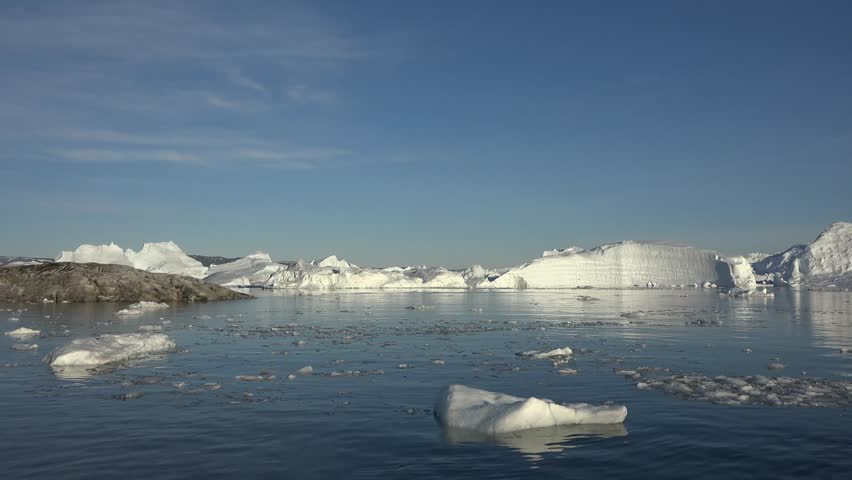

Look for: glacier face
[56,241,208,279]
[752,222,852,288]
[476,242,753,290]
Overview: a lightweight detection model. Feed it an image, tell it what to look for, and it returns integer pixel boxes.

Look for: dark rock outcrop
[0,262,253,303]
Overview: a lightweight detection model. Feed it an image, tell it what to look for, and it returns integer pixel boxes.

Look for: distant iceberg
[434,385,627,434]
[752,222,852,288]
[57,241,208,278]
[203,252,283,287]
[476,242,755,290]
[56,238,762,291]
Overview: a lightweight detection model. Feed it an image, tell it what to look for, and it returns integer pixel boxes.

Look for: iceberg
[45,333,176,366]
[753,222,852,288]
[434,385,627,435]
[56,242,132,266]
[115,301,170,316]
[57,241,208,278]
[5,327,40,338]
[203,252,283,287]
[477,241,754,290]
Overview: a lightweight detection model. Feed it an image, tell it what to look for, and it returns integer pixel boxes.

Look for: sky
[1,1,851,267]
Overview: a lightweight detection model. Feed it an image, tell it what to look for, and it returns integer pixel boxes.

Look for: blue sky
[1,1,850,267]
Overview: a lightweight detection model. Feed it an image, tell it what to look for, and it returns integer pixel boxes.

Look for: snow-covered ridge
[57,241,208,278]
[752,222,852,288]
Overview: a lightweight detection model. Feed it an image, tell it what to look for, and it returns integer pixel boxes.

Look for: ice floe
[115,301,169,316]
[434,385,627,434]
[45,333,176,366]
[618,368,852,407]
[5,327,40,338]
[517,347,573,360]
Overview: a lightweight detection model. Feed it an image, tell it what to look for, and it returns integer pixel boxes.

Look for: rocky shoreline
[0,262,253,303]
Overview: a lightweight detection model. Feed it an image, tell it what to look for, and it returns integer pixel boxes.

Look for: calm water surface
[1,289,850,479]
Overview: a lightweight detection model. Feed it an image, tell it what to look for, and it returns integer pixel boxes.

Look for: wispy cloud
[42,129,347,169]
[226,68,266,93]
[0,3,385,171]
[287,85,335,105]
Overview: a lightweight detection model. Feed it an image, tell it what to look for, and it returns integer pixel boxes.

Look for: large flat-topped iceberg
[434,385,627,434]
[753,222,852,288]
[57,241,208,278]
[477,241,754,290]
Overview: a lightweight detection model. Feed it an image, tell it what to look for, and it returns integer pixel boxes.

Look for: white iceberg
[57,241,208,278]
[115,301,170,316]
[753,222,852,288]
[5,327,40,338]
[45,333,176,366]
[203,252,283,287]
[477,241,754,290]
[518,347,573,359]
[434,385,627,435]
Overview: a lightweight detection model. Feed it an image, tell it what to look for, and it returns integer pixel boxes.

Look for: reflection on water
[1,289,851,479]
[442,423,629,461]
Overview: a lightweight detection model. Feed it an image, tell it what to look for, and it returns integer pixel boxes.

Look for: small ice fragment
[767,362,786,370]
[115,301,169,316]
[11,343,38,351]
[113,391,144,401]
[294,366,313,376]
[5,327,40,338]
[432,359,446,365]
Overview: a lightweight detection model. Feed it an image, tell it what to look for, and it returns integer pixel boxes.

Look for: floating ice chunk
[294,365,313,376]
[5,327,40,338]
[526,347,573,359]
[434,385,627,434]
[620,368,852,407]
[45,333,176,366]
[115,301,169,316]
[11,343,38,351]
[137,325,163,332]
